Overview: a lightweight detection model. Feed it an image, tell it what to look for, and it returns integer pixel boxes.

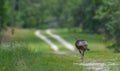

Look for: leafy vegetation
[0,0,5,43]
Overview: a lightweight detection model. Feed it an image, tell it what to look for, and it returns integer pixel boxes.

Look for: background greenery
[0,0,120,71]
[0,0,120,51]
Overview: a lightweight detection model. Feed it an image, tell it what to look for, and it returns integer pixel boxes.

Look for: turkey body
[75,39,89,61]
[75,40,89,51]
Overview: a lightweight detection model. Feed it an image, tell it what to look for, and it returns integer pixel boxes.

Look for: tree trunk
[11,0,15,35]
[0,0,5,44]
[0,29,2,44]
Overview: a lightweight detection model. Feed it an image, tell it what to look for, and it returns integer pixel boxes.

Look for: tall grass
[0,29,85,71]
[0,42,31,71]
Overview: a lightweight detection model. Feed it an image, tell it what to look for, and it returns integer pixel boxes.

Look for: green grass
[41,30,70,51]
[0,28,120,71]
[14,29,52,53]
[53,28,120,70]
[0,29,85,71]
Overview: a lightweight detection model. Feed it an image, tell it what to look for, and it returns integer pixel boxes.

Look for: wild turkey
[75,37,90,61]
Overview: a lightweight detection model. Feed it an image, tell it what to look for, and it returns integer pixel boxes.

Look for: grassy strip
[0,28,120,71]
[0,29,86,71]
[14,29,52,53]
[53,28,120,67]
[41,30,70,51]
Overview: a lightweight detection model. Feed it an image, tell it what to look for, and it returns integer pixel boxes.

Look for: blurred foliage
[0,0,5,43]
[95,0,120,52]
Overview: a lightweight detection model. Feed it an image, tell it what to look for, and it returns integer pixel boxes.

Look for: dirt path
[46,29,75,51]
[35,30,59,52]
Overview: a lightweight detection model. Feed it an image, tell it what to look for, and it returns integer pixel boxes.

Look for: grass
[41,30,70,51]
[0,28,120,71]
[53,28,120,70]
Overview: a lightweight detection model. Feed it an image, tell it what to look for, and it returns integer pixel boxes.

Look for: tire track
[35,30,59,52]
[46,29,75,51]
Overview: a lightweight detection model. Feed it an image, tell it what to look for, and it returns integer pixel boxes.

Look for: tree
[73,0,103,33]
[0,0,6,43]
[95,0,120,52]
